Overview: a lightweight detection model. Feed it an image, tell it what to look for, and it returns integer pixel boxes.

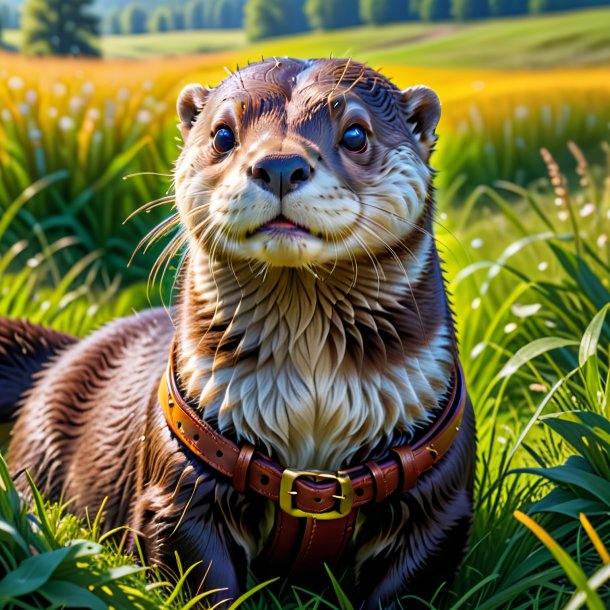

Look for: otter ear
[177,84,209,142]
[400,85,441,160]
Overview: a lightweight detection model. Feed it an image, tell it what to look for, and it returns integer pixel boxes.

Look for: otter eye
[212,126,235,154]
[341,124,367,153]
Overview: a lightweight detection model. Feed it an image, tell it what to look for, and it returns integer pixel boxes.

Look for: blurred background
[1,2,610,609]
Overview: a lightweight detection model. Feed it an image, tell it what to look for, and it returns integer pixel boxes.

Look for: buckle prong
[279,469,354,520]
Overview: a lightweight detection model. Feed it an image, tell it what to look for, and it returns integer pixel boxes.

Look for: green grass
[1,28,19,50]
[100,29,247,59]
[363,7,610,69]
[240,7,610,70]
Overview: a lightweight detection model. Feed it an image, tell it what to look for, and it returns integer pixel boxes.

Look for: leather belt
[159,339,466,572]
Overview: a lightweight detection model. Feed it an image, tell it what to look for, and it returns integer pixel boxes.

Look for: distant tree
[148,6,173,32]
[121,3,147,34]
[408,0,422,17]
[306,0,361,29]
[244,0,309,41]
[360,0,409,24]
[105,8,122,34]
[488,0,527,14]
[419,0,451,20]
[528,0,548,10]
[173,9,185,30]
[22,0,100,56]
[0,3,12,31]
[214,0,244,28]
[452,0,490,19]
[185,0,205,28]
[203,0,217,26]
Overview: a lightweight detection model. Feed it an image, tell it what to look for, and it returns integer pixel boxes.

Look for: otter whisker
[358,219,428,342]
[123,171,174,179]
[128,213,180,268]
[123,196,176,224]
[350,231,383,295]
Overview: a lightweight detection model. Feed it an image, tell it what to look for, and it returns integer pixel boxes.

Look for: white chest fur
[178,245,453,470]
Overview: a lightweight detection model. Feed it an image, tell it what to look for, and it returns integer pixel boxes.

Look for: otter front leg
[354,406,475,609]
[132,477,248,603]
[355,494,473,609]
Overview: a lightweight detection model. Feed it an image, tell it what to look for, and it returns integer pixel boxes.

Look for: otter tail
[0,318,77,422]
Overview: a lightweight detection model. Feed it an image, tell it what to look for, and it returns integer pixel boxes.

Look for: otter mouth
[248,214,315,238]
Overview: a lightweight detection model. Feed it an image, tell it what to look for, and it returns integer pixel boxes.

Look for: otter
[2,58,475,609]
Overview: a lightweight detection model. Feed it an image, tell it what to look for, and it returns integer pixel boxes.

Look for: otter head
[174,58,440,269]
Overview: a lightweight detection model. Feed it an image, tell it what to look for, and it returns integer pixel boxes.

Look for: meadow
[1,6,610,609]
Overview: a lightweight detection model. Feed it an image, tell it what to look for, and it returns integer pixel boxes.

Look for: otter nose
[251,154,311,198]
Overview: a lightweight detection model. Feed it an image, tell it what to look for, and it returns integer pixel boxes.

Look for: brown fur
[6,58,475,609]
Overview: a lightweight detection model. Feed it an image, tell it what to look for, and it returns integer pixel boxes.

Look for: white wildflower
[514,105,529,120]
[136,109,153,124]
[58,116,75,131]
[69,96,84,113]
[580,203,595,217]
[52,82,68,96]
[8,75,24,90]
[511,303,541,318]
[470,342,486,359]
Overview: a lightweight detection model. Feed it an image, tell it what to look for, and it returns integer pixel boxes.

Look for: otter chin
[5,58,476,610]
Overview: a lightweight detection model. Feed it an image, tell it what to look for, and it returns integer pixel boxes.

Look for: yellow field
[3,48,610,142]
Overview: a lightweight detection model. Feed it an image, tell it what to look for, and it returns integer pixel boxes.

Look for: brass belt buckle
[279,469,354,520]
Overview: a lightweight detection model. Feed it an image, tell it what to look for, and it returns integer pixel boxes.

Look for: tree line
[2,0,605,55]
[104,0,245,35]
[246,0,610,39]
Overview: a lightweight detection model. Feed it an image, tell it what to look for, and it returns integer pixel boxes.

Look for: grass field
[100,28,246,58]
[1,6,610,609]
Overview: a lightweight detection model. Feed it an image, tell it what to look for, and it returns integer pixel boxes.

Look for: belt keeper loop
[391,446,418,493]
[233,444,255,493]
[365,460,389,502]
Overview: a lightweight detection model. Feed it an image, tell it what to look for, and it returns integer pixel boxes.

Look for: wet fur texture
[6,58,476,609]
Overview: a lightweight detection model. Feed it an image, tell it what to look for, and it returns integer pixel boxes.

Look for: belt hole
[216,450,223,458]
[193,434,199,441]
[260,474,269,485]
[314,497,321,503]
[177,421,182,429]
[356,488,364,497]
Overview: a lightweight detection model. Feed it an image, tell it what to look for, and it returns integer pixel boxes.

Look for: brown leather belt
[159,339,466,573]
